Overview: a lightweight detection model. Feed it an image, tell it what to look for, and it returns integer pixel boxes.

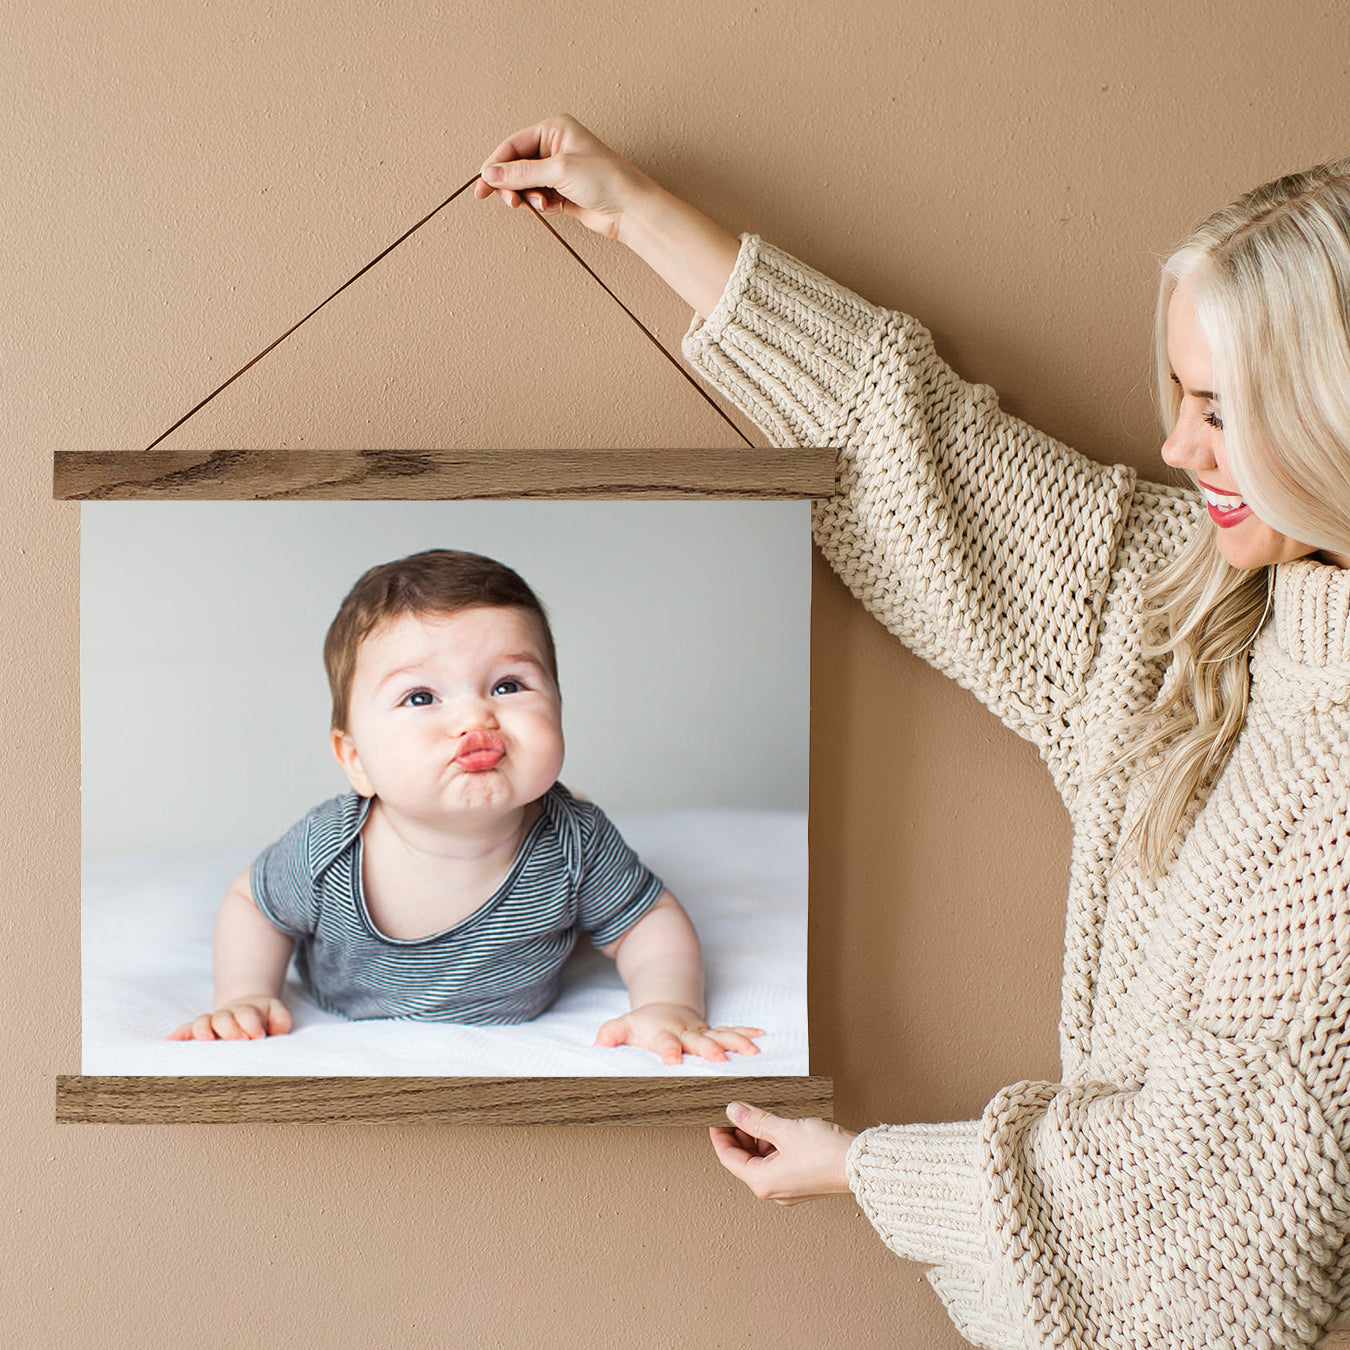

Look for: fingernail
[727,1102,746,1122]
[483,164,504,182]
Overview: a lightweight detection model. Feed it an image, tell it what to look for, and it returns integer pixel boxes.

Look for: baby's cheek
[533,717,566,772]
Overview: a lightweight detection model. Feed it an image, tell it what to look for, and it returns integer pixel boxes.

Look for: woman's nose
[1162,422,1207,472]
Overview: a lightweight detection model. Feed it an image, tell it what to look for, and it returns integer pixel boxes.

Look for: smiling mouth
[1198,481,1253,528]
[455,730,505,772]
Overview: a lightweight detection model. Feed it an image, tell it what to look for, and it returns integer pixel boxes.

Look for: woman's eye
[493,678,523,696]
[1203,409,1224,431]
[402,690,435,708]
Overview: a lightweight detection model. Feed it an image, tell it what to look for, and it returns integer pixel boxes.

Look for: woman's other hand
[709,1102,856,1205]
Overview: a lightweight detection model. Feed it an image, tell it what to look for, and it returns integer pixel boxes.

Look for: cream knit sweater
[684,236,1350,1350]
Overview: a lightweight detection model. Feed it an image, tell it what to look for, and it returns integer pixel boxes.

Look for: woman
[478,118,1350,1348]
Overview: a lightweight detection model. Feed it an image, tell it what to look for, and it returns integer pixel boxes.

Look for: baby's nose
[449,694,499,731]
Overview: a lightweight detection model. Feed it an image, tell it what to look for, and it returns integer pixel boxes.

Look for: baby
[170,548,763,1065]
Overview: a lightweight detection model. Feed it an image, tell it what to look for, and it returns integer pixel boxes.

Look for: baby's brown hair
[323,549,557,730]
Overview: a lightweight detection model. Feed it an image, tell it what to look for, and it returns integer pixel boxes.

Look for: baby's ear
[331,728,374,797]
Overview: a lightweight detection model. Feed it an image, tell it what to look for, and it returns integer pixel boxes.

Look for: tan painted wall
[6,2,1346,1345]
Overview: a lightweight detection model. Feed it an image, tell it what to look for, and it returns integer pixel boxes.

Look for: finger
[265,1001,292,1036]
[189,1013,220,1042]
[681,1030,728,1063]
[709,1128,778,1198]
[705,1028,762,1056]
[232,1004,267,1039]
[210,1009,247,1041]
[167,1021,195,1041]
[479,123,553,174]
[726,1101,781,1144]
[729,1126,776,1157]
[651,1031,685,1065]
[480,154,567,199]
[593,1017,630,1048]
[708,1126,757,1169]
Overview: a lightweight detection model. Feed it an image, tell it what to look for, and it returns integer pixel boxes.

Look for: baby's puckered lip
[454,729,506,771]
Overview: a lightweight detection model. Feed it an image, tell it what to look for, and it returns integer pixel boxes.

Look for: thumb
[726,1101,780,1141]
[481,156,564,193]
[594,1016,628,1047]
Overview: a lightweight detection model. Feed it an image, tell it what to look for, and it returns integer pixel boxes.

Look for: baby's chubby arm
[168,866,296,1041]
[594,891,764,1065]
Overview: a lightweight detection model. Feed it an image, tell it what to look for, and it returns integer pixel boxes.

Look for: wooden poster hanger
[52,173,836,501]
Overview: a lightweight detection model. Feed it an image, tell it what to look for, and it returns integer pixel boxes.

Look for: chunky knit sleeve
[846,793,1350,1350]
[683,235,1138,747]
[848,1024,1350,1348]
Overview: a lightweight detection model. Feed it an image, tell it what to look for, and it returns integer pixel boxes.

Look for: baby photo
[81,498,810,1077]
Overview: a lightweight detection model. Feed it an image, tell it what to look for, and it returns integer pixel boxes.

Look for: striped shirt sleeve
[572,801,666,949]
[250,812,322,938]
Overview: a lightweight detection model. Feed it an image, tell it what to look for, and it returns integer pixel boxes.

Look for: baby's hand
[168,997,292,1042]
[595,1003,765,1066]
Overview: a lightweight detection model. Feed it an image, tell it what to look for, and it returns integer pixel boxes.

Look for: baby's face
[332,606,564,828]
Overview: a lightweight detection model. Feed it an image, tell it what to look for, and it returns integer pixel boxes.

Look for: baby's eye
[492,678,524,696]
[401,689,436,708]
[1203,409,1224,431]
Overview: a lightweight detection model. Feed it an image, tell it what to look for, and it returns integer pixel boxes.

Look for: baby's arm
[594,890,764,1065]
[168,866,296,1041]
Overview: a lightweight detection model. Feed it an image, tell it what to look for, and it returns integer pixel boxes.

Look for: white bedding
[82,809,808,1077]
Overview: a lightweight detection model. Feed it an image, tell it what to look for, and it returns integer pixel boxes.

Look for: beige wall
[6,2,1346,1345]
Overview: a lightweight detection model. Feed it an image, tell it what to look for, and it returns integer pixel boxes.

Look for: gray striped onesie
[250,782,665,1024]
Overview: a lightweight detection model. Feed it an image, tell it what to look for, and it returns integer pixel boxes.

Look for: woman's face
[1160,278,1350,570]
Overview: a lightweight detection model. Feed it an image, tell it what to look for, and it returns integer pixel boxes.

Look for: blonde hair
[1119,160,1350,876]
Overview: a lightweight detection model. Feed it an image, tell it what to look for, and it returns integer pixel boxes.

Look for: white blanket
[83,809,808,1078]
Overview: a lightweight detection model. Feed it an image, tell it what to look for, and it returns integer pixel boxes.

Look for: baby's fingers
[230,1004,271,1040]
[652,1030,689,1065]
[706,1025,766,1057]
[679,1028,729,1063]
[166,1012,223,1041]
[208,1009,252,1040]
[593,1016,632,1049]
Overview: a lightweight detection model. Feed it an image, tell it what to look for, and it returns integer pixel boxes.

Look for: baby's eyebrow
[373,661,429,692]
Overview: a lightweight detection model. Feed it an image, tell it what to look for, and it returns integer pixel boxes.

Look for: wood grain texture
[55,1075,833,1125]
[53,449,836,500]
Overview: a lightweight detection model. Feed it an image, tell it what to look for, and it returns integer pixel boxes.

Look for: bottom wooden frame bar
[56,1075,833,1126]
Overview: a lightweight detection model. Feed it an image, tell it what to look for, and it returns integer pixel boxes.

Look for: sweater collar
[1270,558,1350,668]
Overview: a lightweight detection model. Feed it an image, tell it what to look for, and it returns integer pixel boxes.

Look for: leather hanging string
[143,174,753,451]
[516,199,753,448]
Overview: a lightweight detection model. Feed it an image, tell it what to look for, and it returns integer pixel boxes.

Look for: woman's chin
[1215,525,1318,572]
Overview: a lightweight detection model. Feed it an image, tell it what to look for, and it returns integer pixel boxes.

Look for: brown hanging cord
[517,198,753,448]
[143,173,753,451]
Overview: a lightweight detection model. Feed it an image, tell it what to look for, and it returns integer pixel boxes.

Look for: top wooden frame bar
[52,448,838,501]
